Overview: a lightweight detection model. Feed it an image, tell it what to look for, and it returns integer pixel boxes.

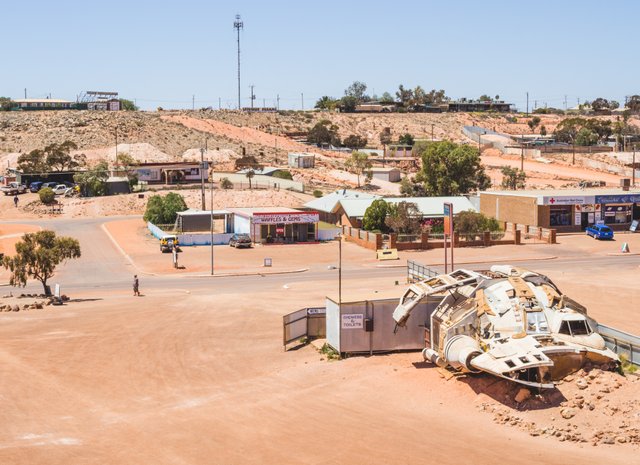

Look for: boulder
[560,408,576,420]
[576,379,589,390]
[515,388,532,403]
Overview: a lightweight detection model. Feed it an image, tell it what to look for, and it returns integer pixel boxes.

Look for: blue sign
[443,203,451,216]
[596,194,640,204]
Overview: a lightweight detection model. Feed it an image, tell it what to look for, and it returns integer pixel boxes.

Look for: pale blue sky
[3,0,638,110]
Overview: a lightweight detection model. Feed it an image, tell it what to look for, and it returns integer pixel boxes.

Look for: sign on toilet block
[341,313,364,329]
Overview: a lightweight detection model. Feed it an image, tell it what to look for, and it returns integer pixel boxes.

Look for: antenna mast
[234,14,244,111]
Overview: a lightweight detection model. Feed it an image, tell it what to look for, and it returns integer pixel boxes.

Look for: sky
[3,0,639,111]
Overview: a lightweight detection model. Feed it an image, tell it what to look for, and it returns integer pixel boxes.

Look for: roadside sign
[54,284,60,298]
[443,202,453,235]
[307,308,326,315]
[264,257,272,267]
[631,220,639,232]
[341,313,364,329]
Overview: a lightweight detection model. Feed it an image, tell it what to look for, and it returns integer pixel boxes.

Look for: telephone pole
[301,92,304,110]
[276,94,280,110]
[526,91,529,116]
[233,14,244,110]
[249,85,255,110]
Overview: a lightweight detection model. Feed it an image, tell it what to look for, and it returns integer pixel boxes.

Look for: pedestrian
[133,275,140,296]
[13,195,19,208]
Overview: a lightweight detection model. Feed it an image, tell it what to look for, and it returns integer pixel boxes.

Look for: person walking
[13,195,19,208]
[133,275,140,296]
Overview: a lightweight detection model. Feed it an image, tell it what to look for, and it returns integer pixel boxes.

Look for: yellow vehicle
[160,235,179,253]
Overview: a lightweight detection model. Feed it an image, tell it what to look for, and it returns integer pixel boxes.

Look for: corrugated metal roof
[480,188,640,200]
[303,189,380,213]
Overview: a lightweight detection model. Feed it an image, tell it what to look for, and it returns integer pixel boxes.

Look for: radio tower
[234,14,244,111]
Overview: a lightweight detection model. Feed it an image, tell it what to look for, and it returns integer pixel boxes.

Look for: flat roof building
[13,98,74,110]
[480,189,640,231]
[288,152,315,169]
[227,207,320,244]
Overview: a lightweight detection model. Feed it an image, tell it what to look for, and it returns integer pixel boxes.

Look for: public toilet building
[480,189,640,231]
[228,207,320,243]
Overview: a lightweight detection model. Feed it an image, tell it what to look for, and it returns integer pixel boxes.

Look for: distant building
[80,91,121,111]
[447,99,513,112]
[370,167,402,183]
[130,162,208,184]
[288,152,315,169]
[13,98,74,110]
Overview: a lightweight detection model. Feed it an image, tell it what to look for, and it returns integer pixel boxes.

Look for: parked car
[52,184,71,195]
[1,182,27,195]
[160,235,179,253]
[29,181,44,192]
[229,233,252,248]
[41,182,58,190]
[586,225,614,240]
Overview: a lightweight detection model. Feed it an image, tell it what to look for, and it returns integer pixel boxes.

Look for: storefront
[229,208,320,244]
[480,189,640,232]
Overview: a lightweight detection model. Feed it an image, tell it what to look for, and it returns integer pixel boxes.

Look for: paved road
[4,216,639,298]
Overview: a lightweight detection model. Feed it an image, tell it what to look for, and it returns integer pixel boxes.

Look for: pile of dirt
[475,365,640,447]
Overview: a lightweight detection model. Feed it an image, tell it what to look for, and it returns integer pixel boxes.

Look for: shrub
[220,177,233,189]
[272,170,293,180]
[38,187,55,204]
[143,193,187,224]
[313,189,323,198]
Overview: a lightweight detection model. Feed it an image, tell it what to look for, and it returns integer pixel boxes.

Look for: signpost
[443,202,454,273]
[631,220,639,233]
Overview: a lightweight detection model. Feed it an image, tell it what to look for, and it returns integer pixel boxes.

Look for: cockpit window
[402,290,419,306]
[526,312,549,334]
[559,319,591,336]
[569,320,591,336]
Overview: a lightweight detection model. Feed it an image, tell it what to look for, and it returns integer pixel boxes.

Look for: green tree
[379,92,395,104]
[45,141,83,171]
[379,127,392,148]
[339,96,358,112]
[245,169,255,189]
[399,176,427,196]
[143,193,187,224]
[500,166,526,190]
[540,125,547,136]
[575,127,599,146]
[627,95,640,112]
[343,134,368,149]
[17,149,48,174]
[413,141,491,196]
[220,177,233,189]
[344,151,372,187]
[385,201,421,234]
[307,120,341,146]
[362,199,389,232]
[396,84,413,107]
[119,99,139,111]
[398,133,415,146]
[0,97,15,111]
[344,81,368,101]
[272,170,293,180]
[38,187,55,204]
[554,117,612,144]
[454,210,501,235]
[527,116,541,132]
[1,230,81,295]
[315,96,338,110]
[74,160,109,196]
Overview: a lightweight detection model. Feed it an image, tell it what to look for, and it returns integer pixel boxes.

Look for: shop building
[480,189,640,231]
[228,207,319,244]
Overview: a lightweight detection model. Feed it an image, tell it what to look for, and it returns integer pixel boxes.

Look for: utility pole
[24,88,27,99]
[526,91,529,116]
[249,85,255,110]
[114,126,118,160]
[192,94,195,111]
[301,93,304,111]
[632,143,636,187]
[263,98,265,109]
[233,14,244,110]
[431,123,435,141]
[276,94,280,110]
[338,228,342,309]
[210,163,215,276]
[564,95,567,110]
[218,97,221,110]
[200,146,206,210]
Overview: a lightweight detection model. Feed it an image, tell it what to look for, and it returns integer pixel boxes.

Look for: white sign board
[541,196,595,206]
[631,220,639,232]
[574,211,581,226]
[341,313,364,329]
[252,212,320,225]
[54,284,60,298]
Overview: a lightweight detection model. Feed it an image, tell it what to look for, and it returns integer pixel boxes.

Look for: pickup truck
[1,182,28,195]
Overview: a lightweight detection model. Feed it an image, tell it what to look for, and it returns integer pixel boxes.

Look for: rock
[616,436,627,444]
[11,305,20,312]
[561,408,577,420]
[515,388,532,403]
[576,379,589,390]
[35,302,43,309]
[602,435,616,445]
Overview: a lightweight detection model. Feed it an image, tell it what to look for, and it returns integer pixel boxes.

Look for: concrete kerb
[100,222,157,277]
[187,268,310,278]
[375,255,558,268]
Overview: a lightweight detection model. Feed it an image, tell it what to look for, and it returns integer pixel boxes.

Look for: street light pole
[338,231,342,308]
[200,147,206,210]
[210,165,214,276]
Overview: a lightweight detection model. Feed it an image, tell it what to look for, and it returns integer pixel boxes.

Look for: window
[526,312,549,334]
[604,204,631,224]
[558,319,591,336]
[550,206,572,226]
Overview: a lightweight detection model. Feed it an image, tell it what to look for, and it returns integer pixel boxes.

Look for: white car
[52,184,71,195]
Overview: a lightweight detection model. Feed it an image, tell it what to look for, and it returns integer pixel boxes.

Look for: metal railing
[407,260,439,282]
[597,324,640,367]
